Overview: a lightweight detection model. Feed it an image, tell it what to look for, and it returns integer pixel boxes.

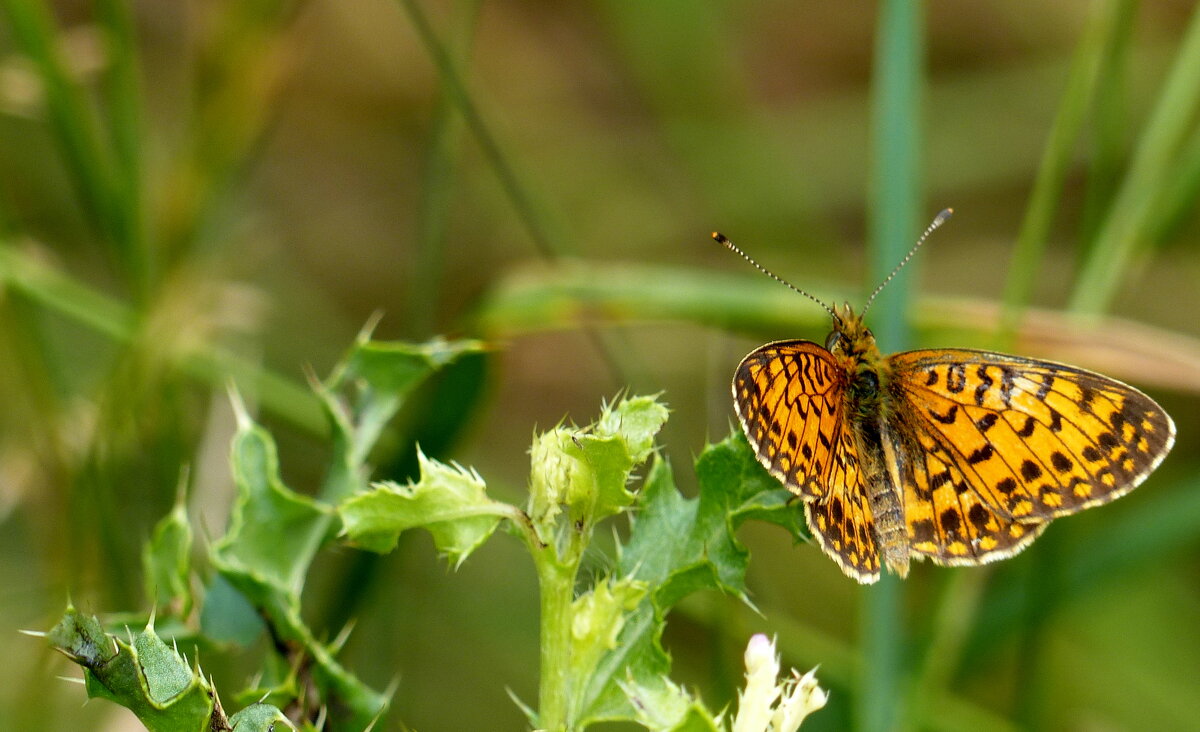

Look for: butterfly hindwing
[803,424,881,582]
[888,349,1175,523]
[732,341,847,501]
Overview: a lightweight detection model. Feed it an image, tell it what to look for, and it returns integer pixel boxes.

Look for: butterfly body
[821,306,911,577]
[733,304,1175,584]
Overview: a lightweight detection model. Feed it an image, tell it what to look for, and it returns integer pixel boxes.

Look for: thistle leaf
[340,448,505,566]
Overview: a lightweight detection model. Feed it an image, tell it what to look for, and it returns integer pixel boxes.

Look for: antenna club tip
[935,208,954,224]
[711,231,727,243]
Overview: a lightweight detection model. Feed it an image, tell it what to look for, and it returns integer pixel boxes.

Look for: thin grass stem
[1000,0,1126,336]
[96,0,149,298]
[861,0,924,729]
[1070,3,1200,314]
[395,0,563,260]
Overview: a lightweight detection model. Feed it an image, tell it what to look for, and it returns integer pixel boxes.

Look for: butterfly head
[826,303,880,362]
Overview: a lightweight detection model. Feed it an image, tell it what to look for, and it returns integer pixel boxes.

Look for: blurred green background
[2,0,1199,729]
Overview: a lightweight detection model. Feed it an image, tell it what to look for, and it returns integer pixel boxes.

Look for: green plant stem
[536,555,575,732]
[909,570,990,724]
[527,489,589,730]
[96,0,149,298]
[862,0,923,730]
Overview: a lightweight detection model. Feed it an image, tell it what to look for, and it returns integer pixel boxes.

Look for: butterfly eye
[825,331,842,351]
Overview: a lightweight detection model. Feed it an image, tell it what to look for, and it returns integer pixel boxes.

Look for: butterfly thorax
[826,306,888,410]
[826,305,911,577]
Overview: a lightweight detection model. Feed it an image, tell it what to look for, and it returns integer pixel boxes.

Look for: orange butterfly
[717,210,1175,583]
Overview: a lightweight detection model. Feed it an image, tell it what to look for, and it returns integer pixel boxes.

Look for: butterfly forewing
[732,341,846,500]
[887,349,1175,525]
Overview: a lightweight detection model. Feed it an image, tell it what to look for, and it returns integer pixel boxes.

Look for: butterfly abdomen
[846,357,910,577]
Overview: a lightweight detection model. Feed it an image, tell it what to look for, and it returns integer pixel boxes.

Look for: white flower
[732,634,827,732]
[771,667,828,732]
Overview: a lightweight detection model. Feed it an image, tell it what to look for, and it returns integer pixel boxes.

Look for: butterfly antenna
[712,232,837,319]
[861,207,953,316]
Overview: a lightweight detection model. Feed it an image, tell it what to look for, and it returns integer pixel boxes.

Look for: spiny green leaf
[318,333,485,500]
[596,394,670,465]
[578,431,804,723]
[628,431,800,607]
[621,676,722,732]
[228,702,297,731]
[142,488,193,616]
[212,398,389,729]
[211,409,329,616]
[48,608,217,732]
[340,448,506,565]
[528,394,669,531]
[47,605,116,668]
[569,576,648,691]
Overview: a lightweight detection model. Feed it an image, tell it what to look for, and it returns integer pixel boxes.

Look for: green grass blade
[0,244,325,434]
[96,0,149,296]
[1070,3,1200,314]
[1145,122,1200,244]
[395,0,565,259]
[862,1,924,730]
[0,0,127,271]
[1079,0,1137,246]
[1001,0,1128,334]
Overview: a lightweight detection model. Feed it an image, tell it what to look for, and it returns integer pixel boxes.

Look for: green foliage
[578,436,801,724]
[316,333,487,501]
[335,388,817,730]
[42,333,482,730]
[142,488,193,617]
[48,608,223,732]
[8,0,1199,729]
[211,400,329,620]
[227,704,298,731]
[43,326,830,731]
[340,448,505,560]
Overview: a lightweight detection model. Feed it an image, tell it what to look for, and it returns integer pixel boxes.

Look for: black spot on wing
[1020,460,1042,481]
[967,444,994,464]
